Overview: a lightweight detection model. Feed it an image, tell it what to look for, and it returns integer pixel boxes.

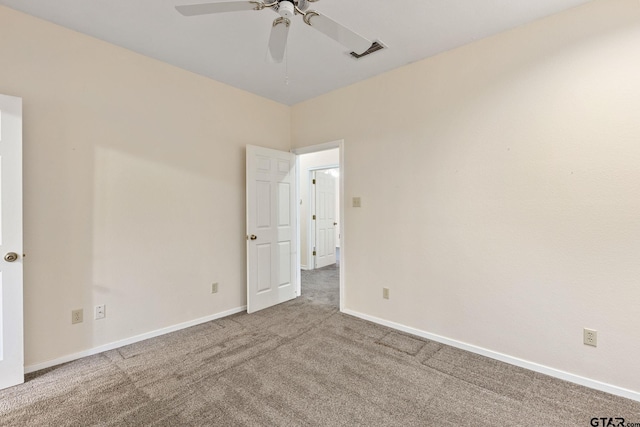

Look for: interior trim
[342,308,640,403]
[25,306,247,374]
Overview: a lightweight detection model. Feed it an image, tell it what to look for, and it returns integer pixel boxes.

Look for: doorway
[294,141,344,310]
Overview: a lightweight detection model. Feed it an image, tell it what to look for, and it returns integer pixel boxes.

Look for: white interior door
[246,145,297,314]
[0,94,24,390]
[314,169,337,269]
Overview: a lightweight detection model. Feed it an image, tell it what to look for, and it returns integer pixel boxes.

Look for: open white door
[314,169,337,269]
[246,145,297,314]
[0,94,24,390]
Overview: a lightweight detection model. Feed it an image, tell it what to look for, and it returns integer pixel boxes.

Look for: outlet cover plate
[383,287,389,300]
[211,283,219,294]
[72,309,83,324]
[584,328,597,347]
[95,305,106,320]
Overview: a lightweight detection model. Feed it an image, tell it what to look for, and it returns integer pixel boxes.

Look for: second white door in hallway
[313,169,337,269]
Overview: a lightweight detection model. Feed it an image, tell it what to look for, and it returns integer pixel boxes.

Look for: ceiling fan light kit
[176,0,383,63]
[277,0,294,18]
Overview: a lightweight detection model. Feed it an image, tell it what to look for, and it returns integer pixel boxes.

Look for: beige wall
[292,0,640,393]
[298,149,339,269]
[0,6,290,366]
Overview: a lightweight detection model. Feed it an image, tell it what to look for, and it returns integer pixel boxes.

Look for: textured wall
[292,0,640,393]
[0,6,290,366]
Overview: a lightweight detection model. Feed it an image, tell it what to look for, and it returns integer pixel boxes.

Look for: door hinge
[312,214,316,220]
[313,250,316,256]
[312,179,316,184]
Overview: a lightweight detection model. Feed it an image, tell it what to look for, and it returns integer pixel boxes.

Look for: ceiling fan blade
[304,12,372,55]
[268,17,290,63]
[176,1,260,16]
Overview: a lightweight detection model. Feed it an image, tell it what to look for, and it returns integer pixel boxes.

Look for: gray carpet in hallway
[1,264,639,426]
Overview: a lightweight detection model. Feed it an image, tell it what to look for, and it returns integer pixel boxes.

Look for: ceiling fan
[175,0,376,63]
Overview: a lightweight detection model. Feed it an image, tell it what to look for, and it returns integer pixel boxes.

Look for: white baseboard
[342,308,640,403]
[25,306,247,374]
[301,264,310,271]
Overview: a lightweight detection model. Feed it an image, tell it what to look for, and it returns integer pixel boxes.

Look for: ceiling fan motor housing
[278,0,295,18]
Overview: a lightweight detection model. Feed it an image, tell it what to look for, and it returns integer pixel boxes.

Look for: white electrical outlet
[71,309,83,324]
[584,328,597,347]
[95,305,106,320]
[211,282,219,294]
[383,288,390,300]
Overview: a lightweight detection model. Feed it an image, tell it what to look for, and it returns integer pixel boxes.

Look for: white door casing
[314,169,337,269]
[0,94,24,390]
[246,145,297,314]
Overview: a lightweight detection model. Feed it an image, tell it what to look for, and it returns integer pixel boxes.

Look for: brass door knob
[4,252,18,262]
[250,235,257,241]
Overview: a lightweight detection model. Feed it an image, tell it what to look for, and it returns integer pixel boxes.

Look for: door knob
[249,235,257,241]
[4,252,18,262]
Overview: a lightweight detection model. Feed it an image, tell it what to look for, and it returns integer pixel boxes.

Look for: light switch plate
[352,197,362,208]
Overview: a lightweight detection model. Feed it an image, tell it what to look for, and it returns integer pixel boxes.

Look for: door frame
[293,140,345,311]
[308,166,338,270]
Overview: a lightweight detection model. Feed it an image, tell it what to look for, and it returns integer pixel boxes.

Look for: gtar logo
[590,418,625,427]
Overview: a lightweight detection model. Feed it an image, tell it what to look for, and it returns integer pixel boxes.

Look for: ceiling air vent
[350,41,385,59]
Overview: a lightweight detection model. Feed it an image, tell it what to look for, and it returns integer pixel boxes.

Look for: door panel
[246,145,297,313]
[256,244,271,293]
[314,169,337,269]
[0,94,24,390]
[278,242,291,286]
[256,181,271,227]
[278,183,290,225]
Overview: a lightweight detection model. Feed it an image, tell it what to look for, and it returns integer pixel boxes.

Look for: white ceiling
[0,0,594,105]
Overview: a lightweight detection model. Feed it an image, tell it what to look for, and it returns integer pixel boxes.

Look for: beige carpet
[1,265,639,426]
